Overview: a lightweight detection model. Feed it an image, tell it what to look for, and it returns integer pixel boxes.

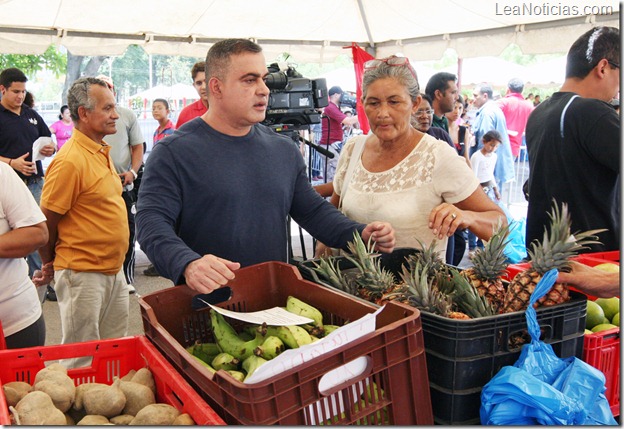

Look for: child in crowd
[468,130,502,255]
[151,98,175,148]
[143,98,175,278]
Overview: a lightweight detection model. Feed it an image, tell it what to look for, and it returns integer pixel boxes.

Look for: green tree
[0,45,66,77]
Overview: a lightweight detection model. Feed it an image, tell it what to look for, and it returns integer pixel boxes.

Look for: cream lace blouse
[334,133,479,255]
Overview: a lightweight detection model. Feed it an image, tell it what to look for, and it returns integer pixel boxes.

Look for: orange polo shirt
[41,128,129,274]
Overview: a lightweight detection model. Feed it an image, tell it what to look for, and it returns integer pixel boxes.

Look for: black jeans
[5,314,45,349]
[121,188,137,285]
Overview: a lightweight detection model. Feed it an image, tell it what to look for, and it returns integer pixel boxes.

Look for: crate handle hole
[318,356,372,396]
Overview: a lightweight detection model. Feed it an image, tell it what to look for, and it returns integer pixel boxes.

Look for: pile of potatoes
[3,363,196,425]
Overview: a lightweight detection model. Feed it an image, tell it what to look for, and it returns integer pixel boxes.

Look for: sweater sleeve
[288,160,365,250]
[135,142,201,285]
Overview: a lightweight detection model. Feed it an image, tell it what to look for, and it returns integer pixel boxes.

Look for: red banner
[347,43,374,134]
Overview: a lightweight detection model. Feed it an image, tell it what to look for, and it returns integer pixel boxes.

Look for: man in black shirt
[525,26,620,252]
[0,68,56,301]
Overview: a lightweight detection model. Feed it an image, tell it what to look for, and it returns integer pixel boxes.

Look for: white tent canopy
[0,0,618,62]
[130,83,198,101]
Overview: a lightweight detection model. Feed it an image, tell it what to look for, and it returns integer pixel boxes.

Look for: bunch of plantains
[186,296,343,382]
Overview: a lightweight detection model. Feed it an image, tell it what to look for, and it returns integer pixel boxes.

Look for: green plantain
[211,352,240,371]
[254,336,285,360]
[286,296,324,328]
[265,325,299,349]
[286,325,313,346]
[242,355,268,381]
[210,310,266,360]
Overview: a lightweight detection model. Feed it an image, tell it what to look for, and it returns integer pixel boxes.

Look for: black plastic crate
[298,255,588,425]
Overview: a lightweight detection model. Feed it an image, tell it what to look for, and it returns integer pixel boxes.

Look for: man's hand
[184,255,241,293]
[39,142,56,157]
[119,171,135,186]
[557,261,620,298]
[361,222,395,253]
[32,262,54,287]
[10,153,37,176]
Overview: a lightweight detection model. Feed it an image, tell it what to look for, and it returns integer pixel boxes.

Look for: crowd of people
[0,26,619,354]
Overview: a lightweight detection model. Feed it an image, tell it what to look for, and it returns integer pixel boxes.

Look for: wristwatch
[130,169,138,180]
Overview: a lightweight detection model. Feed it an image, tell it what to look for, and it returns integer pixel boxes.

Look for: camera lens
[264,72,288,90]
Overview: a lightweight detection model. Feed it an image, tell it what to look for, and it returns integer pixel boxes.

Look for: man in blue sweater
[136,39,395,294]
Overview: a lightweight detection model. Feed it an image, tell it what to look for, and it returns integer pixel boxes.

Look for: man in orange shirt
[176,61,208,128]
[38,77,130,352]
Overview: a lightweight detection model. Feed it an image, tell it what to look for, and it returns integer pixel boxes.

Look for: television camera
[262,63,334,158]
[262,63,328,129]
[339,91,357,110]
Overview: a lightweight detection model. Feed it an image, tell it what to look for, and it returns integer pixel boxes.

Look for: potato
[131,368,156,394]
[77,415,110,425]
[3,381,32,406]
[13,390,67,425]
[110,414,135,425]
[74,383,108,411]
[83,379,126,418]
[119,380,156,416]
[121,369,137,381]
[129,403,180,425]
[4,386,21,408]
[33,367,76,412]
[46,362,69,374]
[34,379,74,412]
[172,412,196,425]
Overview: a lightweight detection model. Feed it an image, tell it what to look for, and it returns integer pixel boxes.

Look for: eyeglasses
[608,60,620,69]
[415,109,434,116]
[364,56,418,81]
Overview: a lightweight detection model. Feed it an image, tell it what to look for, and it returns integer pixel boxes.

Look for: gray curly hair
[361,56,420,102]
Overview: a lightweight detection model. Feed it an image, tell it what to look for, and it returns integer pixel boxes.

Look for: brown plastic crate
[139,261,432,425]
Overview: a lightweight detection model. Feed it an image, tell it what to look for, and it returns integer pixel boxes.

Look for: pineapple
[311,256,358,295]
[392,261,462,318]
[405,238,446,279]
[502,201,605,313]
[436,266,498,319]
[343,232,398,305]
[461,221,510,313]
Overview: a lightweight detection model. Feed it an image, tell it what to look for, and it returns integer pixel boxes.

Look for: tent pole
[457,57,463,92]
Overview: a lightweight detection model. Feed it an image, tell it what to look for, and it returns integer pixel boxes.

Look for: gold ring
[451,213,457,220]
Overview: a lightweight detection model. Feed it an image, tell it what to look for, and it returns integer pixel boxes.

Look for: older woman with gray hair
[319,55,506,258]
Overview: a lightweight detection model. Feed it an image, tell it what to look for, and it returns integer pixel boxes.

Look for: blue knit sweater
[136,118,364,284]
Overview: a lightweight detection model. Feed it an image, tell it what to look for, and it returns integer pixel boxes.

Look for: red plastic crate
[583,328,620,417]
[139,261,433,425]
[0,336,225,425]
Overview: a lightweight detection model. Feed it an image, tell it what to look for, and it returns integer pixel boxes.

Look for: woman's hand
[429,203,464,239]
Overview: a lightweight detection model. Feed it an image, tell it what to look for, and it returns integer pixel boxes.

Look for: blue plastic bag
[480,269,617,425]
[504,217,527,264]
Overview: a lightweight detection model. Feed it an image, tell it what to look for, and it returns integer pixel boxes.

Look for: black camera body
[339,91,357,110]
[262,63,328,129]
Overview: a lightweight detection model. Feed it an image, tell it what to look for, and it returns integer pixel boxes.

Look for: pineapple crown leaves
[344,232,396,291]
[470,218,511,280]
[528,200,606,274]
[396,262,452,316]
[311,257,352,292]
[442,267,497,318]
[405,238,445,277]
